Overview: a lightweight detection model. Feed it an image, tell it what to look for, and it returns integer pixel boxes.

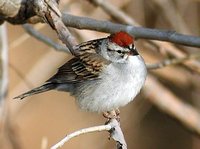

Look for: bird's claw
[103,109,120,123]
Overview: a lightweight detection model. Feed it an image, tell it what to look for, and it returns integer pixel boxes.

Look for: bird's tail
[13,83,56,100]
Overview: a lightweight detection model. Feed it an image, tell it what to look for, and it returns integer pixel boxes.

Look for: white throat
[75,53,147,112]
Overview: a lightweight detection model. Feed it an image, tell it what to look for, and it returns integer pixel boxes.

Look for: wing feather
[47,52,110,83]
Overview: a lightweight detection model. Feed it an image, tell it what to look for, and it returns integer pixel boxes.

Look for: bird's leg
[103,109,120,122]
[115,108,120,122]
[115,108,120,116]
[103,109,121,140]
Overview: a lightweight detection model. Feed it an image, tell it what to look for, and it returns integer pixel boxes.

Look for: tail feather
[14,83,56,100]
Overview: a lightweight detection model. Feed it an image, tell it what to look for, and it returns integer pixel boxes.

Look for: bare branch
[89,0,139,25]
[0,0,36,24]
[22,21,200,71]
[152,0,191,34]
[51,124,111,149]
[0,0,22,17]
[87,0,200,73]
[0,1,200,48]
[51,119,127,149]
[34,0,78,55]
[22,24,69,53]
[109,119,127,149]
[62,13,200,48]
[147,52,200,69]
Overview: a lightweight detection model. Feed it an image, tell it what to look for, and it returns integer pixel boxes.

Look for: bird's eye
[117,50,122,54]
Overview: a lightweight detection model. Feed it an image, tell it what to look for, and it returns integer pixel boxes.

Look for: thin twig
[89,0,139,25]
[147,52,200,69]
[22,24,69,53]
[51,119,127,149]
[153,41,200,73]
[51,124,111,149]
[152,0,191,34]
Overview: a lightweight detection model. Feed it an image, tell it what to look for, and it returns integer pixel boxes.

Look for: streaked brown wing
[47,52,110,83]
[76,38,106,53]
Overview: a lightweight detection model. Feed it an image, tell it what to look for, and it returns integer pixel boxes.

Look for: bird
[14,31,147,117]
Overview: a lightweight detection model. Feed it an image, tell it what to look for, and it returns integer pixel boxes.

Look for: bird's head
[100,31,139,63]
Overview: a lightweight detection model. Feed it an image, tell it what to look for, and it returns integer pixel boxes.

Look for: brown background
[4,0,200,149]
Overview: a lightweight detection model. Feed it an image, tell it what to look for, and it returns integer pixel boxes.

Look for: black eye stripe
[108,48,135,55]
[107,48,112,51]
[108,48,124,54]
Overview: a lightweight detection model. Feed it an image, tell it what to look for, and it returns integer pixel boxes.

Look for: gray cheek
[109,53,118,61]
[107,52,115,60]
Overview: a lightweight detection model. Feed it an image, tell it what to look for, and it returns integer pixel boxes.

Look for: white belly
[74,56,147,112]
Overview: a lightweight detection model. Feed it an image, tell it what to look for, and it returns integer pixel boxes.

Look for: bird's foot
[103,109,120,122]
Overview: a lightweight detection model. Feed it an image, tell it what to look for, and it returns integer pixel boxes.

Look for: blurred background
[1,0,200,148]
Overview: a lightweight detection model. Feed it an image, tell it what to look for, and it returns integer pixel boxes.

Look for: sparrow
[14,31,147,115]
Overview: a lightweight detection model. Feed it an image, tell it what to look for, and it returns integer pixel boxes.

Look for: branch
[51,125,111,149]
[89,0,139,26]
[0,0,36,24]
[33,0,77,55]
[22,24,69,53]
[21,2,200,71]
[0,0,20,17]
[61,13,200,48]
[1,1,200,48]
[23,19,200,71]
[147,52,200,69]
[51,119,127,149]
[1,0,200,47]
[152,0,190,34]
[30,2,127,148]
[87,0,200,73]
[22,22,200,71]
